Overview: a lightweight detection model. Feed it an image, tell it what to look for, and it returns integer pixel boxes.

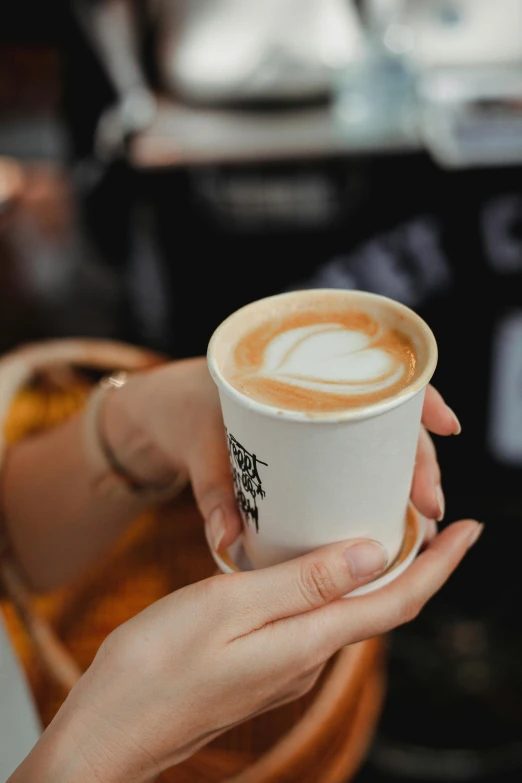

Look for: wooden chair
[0,339,387,782]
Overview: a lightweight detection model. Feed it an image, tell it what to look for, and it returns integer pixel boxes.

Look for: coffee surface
[224,308,419,413]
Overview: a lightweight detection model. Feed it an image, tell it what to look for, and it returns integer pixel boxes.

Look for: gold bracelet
[83,372,188,503]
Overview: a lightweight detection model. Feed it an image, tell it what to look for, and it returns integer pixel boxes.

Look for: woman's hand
[412,385,461,543]
[105,358,462,550]
[17,518,480,783]
[1,356,458,593]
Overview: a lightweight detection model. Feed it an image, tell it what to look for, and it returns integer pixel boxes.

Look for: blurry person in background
[59,0,367,348]
[68,0,363,157]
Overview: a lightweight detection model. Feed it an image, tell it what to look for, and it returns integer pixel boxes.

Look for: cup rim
[207,289,438,423]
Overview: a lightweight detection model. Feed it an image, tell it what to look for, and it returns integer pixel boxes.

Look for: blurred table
[130,96,421,170]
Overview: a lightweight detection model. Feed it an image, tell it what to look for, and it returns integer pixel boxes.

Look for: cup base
[209,505,426,597]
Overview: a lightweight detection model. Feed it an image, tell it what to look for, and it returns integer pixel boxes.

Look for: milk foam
[223,301,419,413]
[260,323,404,396]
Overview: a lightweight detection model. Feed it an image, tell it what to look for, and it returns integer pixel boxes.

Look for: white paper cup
[208,289,437,569]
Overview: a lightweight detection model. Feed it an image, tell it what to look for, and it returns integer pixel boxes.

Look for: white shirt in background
[0,613,41,780]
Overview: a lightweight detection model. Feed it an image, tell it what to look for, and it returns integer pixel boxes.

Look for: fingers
[413,383,461,519]
[223,538,389,636]
[288,520,482,663]
[411,427,444,521]
[188,423,242,551]
[421,518,438,549]
[422,385,461,436]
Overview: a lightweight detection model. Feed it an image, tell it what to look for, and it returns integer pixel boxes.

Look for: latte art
[226,308,419,413]
[262,324,405,395]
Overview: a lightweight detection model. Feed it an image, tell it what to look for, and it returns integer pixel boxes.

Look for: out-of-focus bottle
[334,0,417,142]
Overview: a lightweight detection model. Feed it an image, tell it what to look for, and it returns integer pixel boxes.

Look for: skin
[3,358,478,782]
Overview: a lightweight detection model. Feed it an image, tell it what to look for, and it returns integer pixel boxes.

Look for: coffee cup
[207,289,437,569]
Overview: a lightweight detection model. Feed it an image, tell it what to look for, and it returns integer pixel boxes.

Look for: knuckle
[292,681,314,701]
[198,573,233,606]
[194,483,226,513]
[298,652,329,680]
[398,592,423,625]
[299,559,337,607]
[292,669,322,700]
[97,625,151,673]
[96,629,120,664]
[199,491,237,526]
[304,667,323,693]
[294,634,332,674]
[199,572,249,616]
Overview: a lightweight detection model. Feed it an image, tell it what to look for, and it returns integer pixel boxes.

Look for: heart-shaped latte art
[260,324,404,395]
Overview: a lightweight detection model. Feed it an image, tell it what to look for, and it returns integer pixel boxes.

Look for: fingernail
[467,523,484,549]
[448,407,462,435]
[344,541,388,579]
[207,507,225,552]
[435,484,445,522]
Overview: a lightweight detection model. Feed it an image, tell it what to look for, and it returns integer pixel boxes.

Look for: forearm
[2,414,148,591]
[2,380,178,592]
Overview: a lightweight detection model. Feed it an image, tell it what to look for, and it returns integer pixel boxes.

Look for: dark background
[2,2,522,781]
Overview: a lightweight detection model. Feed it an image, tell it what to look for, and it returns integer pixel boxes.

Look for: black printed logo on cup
[226,429,267,533]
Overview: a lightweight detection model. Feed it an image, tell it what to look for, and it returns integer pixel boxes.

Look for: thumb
[227,538,389,636]
[188,429,242,551]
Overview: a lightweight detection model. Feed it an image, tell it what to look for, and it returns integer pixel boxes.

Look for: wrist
[101,374,176,488]
[9,684,157,783]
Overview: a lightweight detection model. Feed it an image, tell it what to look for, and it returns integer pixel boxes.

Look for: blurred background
[2,1,522,780]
